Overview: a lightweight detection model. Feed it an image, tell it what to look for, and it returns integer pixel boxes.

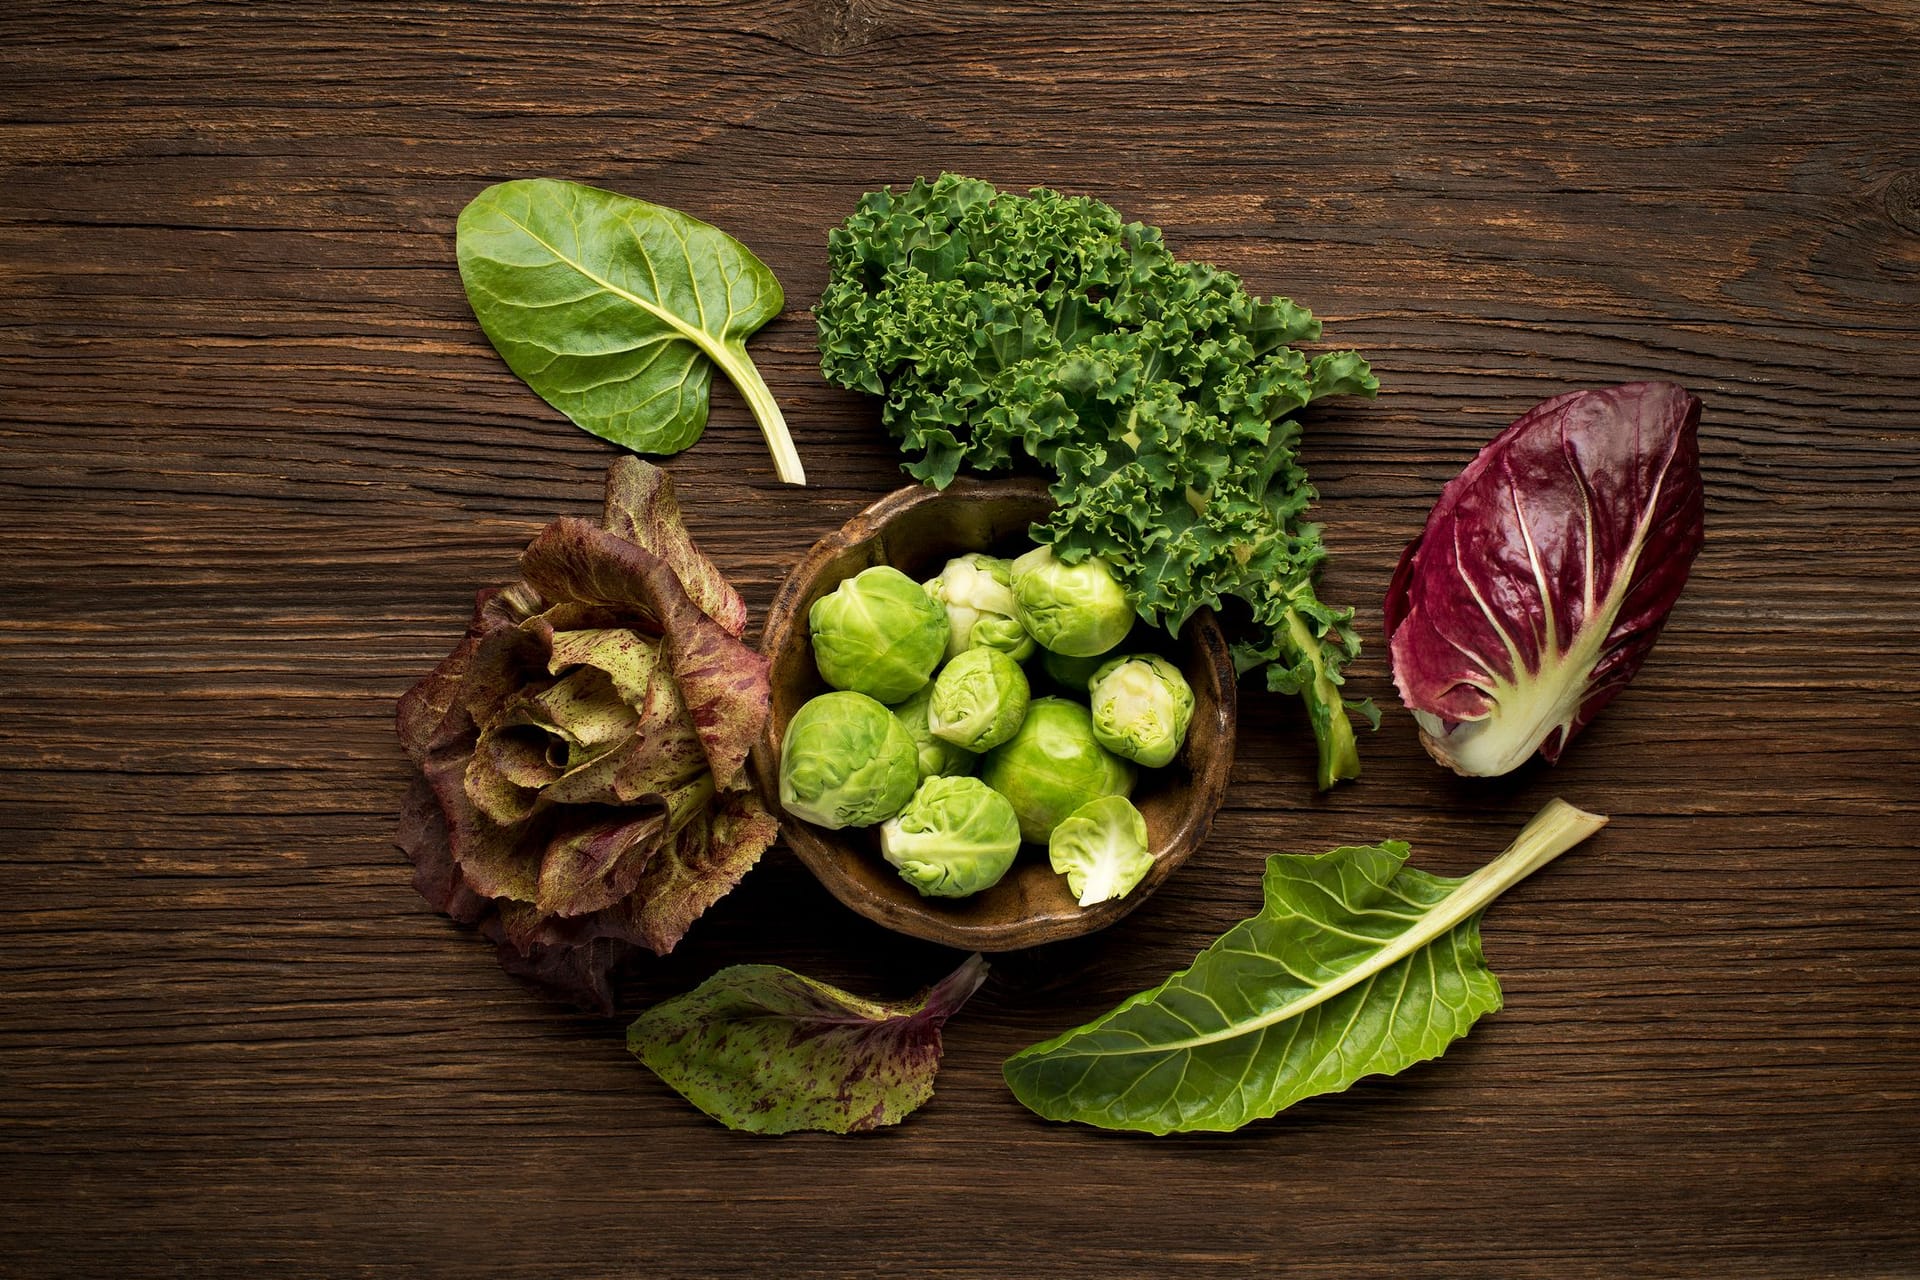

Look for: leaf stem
[726,345,806,486]
[1079,799,1607,1056]
[1433,798,1609,936]
[1282,606,1359,789]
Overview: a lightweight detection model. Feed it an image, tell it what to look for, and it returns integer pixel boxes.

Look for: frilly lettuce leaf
[395,459,775,1012]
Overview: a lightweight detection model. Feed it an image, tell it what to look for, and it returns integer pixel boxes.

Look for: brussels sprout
[809,566,949,704]
[979,697,1134,843]
[1040,647,1108,694]
[779,691,920,829]
[924,553,1034,662]
[880,775,1022,899]
[1010,546,1134,658]
[1087,653,1195,768]
[966,613,1035,663]
[890,684,977,781]
[928,646,1031,753]
[1048,795,1155,907]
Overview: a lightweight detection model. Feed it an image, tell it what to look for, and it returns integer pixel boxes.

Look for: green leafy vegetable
[457,178,805,484]
[924,553,1033,662]
[979,697,1133,843]
[881,776,1022,898]
[1088,653,1194,768]
[816,173,1378,786]
[628,954,989,1134]
[1010,546,1134,659]
[809,566,950,704]
[1003,799,1607,1133]
[927,645,1030,753]
[777,691,920,830]
[890,684,977,781]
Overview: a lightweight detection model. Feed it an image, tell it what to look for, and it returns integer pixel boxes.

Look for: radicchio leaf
[627,954,988,1134]
[394,459,776,1012]
[1385,382,1705,776]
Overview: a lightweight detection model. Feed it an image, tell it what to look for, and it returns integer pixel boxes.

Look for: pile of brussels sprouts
[778,545,1196,907]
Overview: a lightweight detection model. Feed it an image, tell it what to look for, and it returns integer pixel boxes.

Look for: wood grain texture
[2,1,1916,1276]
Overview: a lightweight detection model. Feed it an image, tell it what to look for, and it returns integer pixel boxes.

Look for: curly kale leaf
[816,174,1379,787]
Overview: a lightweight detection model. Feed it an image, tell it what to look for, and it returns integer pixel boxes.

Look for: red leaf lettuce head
[395,459,776,1011]
[1384,382,1705,777]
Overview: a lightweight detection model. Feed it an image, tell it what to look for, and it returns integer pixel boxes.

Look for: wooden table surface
[5,2,1917,1276]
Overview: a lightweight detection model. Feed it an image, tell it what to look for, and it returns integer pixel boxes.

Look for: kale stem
[1282,606,1360,789]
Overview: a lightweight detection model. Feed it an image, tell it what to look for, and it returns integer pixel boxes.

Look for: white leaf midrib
[492,208,742,376]
[1036,801,1604,1059]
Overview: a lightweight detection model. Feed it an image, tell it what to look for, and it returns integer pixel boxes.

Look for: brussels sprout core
[924,554,1034,662]
[1087,653,1195,768]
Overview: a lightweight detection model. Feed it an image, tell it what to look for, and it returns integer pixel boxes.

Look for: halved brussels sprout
[891,684,977,781]
[880,775,1022,899]
[809,566,949,704]
[928,646,1031,753]
[778,691,920,829]
[924,553,1034,662]
[979,697,1134,843]
[1048,794,1155,907]
[1088,653,1195,768]
[1009,546,1133,658]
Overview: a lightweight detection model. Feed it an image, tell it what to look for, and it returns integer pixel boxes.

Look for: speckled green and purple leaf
[601,457,750,637]
[519,517,767,789]
[618,788,777,956]
[628,953,989,1134]
[394,459,774,1012]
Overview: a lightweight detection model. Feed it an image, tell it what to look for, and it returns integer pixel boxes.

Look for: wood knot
[1884,172,1920,236]
[781,0,896,56]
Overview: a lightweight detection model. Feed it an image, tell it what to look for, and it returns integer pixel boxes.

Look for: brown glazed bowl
[750,478,1237,951]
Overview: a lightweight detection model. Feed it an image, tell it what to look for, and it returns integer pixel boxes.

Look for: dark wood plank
[2,1,1917,1276]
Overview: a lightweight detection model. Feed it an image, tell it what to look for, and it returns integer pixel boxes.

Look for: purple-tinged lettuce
[628,954,989,1134]
[1385,382,1705,777]
[396,458,777,1011]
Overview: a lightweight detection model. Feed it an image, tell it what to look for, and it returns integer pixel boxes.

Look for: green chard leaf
[815,174,1377,786]
[628,954,989,1134]
[1003,800,1607,1134]
[458,178,804,484]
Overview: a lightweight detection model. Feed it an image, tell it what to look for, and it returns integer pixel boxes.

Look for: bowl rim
[749,477,1237,951]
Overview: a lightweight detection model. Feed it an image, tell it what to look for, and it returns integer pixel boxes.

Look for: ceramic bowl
[750,478,1236,950]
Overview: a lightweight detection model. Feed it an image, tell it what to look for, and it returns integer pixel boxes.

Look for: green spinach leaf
[457,178,804,483]
[628,954,987,1133]
[1003,800,1606,1133]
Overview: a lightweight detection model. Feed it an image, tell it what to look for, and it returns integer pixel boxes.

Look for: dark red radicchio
[1384,382,1705,777]
[395,459,777,1011]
